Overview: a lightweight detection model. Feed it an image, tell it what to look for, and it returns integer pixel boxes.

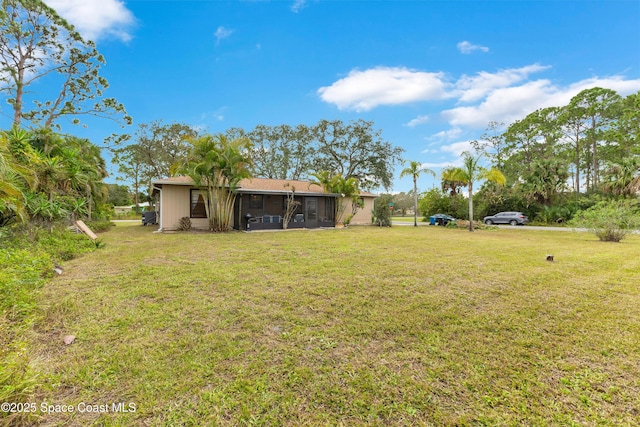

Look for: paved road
[392,221,588,232]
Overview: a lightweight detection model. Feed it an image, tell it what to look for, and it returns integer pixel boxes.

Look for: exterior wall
[160,185,209,231]
[343,196,375,225]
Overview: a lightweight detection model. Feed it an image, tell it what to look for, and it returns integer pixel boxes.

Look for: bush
[568,200,640,242]
[373,194,393,226]
[84,219,114,233]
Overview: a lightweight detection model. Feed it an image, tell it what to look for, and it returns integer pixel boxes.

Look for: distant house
[151,176,375,231]
[113,201,151,214]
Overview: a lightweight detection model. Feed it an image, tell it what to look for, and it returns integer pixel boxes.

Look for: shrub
[178,216,192,231]
[569,200,640,242]
[373,194,393,226]
[84,219,114,233]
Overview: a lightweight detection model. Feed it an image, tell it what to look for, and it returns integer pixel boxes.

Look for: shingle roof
[153,176,376,197]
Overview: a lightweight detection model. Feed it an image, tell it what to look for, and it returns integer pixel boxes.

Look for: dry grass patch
[14,223,640,426]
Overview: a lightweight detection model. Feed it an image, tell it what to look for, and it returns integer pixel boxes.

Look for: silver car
[483,212,529,226]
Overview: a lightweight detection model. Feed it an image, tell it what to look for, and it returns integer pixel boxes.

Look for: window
[191,190,207,218]
[249,194,263,209]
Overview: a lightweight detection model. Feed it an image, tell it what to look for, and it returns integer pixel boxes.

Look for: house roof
[152,176,376,197]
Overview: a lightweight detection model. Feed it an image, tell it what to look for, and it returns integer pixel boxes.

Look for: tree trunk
[413,176,418,227]
[468,183,474,232]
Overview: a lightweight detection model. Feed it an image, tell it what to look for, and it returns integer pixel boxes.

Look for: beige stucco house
[151,176,376,231]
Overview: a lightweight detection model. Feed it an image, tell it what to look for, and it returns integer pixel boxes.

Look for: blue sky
[13,1,640,192]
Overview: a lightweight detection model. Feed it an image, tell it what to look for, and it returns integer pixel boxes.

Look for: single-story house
[113,201,150,214]
[151,176,376,231]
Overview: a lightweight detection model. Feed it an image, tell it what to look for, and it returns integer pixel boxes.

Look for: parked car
[483,212,529,226]
[429,214,457,226]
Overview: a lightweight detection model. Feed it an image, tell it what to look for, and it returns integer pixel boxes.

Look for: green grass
[16,224,640,426]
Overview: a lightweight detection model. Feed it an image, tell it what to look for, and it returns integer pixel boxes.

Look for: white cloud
[291,0,307,13]
[317,66,451,111]
[440,140,476,156]
[405,115,429,127]
[215,26,234,44]
[457,41,489,54]
[44,0,135,42]
[455,64,550,102]
[428,128,463,141]
[420,160,463,168]
[442,76,640,128]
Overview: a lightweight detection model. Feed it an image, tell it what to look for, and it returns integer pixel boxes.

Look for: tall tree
[112,121,197,197]
[0,0,130,129]
[450,152,506,231]
[567,87,622,191]
[242,124,314,180]
[471,121,508,170]
[399,160,435,227]
[314,119,403,191]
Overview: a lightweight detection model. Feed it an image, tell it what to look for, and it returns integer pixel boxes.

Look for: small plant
[178,216,192,231]
[569,200,640,242]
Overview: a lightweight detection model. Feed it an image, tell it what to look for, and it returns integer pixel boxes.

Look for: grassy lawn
[19,224,640,426]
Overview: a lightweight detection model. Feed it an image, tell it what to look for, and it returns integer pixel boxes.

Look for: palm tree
[180,134,252,232]
[441,166,466,196]
[601,157,640,197]
[450,152,506,231]
[399,161,435,227]
[310,171,360,225]
[0,129,36,224]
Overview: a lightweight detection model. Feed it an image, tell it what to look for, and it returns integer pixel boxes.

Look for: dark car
[429,214,457,226]
[483,212,529,226]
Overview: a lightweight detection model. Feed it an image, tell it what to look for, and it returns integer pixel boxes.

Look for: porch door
[305,197,318,228]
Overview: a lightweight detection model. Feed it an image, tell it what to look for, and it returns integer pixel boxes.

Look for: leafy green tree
[399,160,435,227]
[112,121,197,200]
[179,134,252,232]
[0,0,130,129]
[105,183,132,206]
[235,124,315,180]
[607,91,640,158]
[471,121,508,170]
[502,108,561,183]
[568,87,622,191]
[449,152,506,231]
[111,144,143,209]
[391,192,414,216]
[314,119,403,190]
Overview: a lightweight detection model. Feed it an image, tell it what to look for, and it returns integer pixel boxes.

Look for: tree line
[112,119,404,209]
[412,87,640,227]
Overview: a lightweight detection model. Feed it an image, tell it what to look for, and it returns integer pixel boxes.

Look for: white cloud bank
[319,64,640,128]
[457,41,489,54]
[317,67,450,112]
[44,0,135,42]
